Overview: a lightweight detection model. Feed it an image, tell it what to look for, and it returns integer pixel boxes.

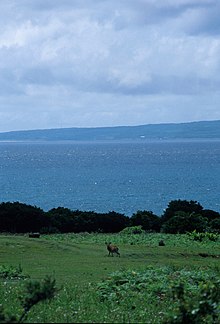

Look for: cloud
[0,0,220,131]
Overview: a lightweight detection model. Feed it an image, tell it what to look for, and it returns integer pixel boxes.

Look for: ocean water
[0,140,219,216]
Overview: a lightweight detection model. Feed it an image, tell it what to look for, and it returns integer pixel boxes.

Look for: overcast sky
[0,0,220,132]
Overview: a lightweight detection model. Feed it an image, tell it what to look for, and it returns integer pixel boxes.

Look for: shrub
[0,276,57,323]
[0,265,28,280]
[164,280,220,323]
[188,230,219,242]
[120,225,145,235]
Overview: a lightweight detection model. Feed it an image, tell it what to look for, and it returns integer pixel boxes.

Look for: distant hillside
[0,120,219,142]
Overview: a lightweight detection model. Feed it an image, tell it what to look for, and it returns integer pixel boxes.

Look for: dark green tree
[201,209,220,222]
[99,211,129,233]
[130,210,161,232]
[46,207,76,233]
[161,212,208,234]
[0,202,47,233]
[162,200,203,222]
[70,211,128,233]
[209,218,220,233]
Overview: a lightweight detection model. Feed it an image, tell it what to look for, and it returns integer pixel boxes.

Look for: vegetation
[0,199,219,235]
[161,200,204,222]
[0,276,57,323]
[164,280,220,323]
[0,265,28,281]
[0,199,219,322]
[130,210,162,232]
[0,231,219,323]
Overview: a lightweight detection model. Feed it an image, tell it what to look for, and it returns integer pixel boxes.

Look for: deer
[105,242,120,257]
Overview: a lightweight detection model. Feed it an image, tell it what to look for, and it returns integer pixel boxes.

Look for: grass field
[0,232,220,323]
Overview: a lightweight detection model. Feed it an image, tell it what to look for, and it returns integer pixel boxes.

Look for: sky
[0,0,220,132]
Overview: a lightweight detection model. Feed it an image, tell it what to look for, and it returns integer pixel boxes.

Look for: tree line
[0,200,219,234]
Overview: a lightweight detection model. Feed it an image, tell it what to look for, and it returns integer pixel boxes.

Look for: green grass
[0,233,220,323]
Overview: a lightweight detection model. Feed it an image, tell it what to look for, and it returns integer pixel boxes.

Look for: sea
[0,140,219,216]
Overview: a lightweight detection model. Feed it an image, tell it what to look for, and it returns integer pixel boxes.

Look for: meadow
[0,232,220,323]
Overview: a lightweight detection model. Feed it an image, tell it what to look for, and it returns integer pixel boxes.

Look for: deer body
[106,242,120,257]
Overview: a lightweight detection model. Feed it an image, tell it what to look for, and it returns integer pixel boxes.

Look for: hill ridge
[0,120,219,141]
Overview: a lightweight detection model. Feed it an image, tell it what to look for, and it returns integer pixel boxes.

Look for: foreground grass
[0,233,220,323]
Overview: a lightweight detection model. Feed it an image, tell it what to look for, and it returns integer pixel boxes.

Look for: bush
[164,280,220,323]
[188,230,219,242]
[120,225,145,235]
[0,276,57,323]
[0,265,29,280]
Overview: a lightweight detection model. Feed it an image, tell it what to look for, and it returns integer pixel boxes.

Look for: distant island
[0,120,219,142]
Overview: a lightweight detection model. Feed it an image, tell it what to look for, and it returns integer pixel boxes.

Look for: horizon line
[1,119,220,134]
